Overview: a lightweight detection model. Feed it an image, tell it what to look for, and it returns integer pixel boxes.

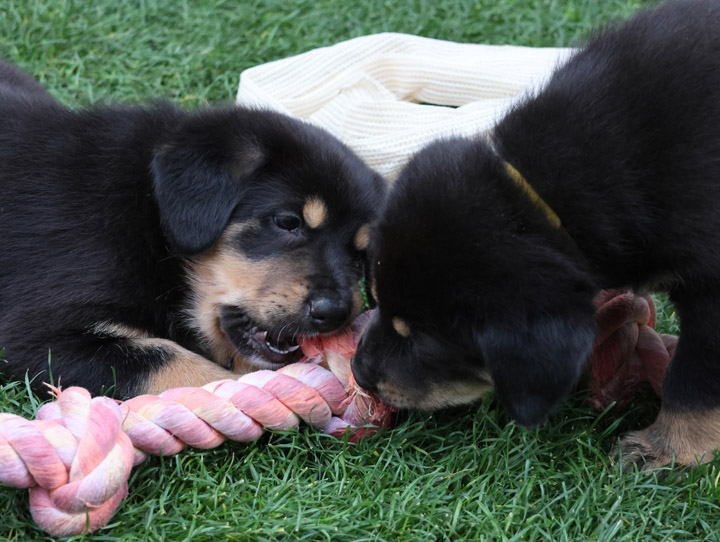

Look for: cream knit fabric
[236,33,573,180]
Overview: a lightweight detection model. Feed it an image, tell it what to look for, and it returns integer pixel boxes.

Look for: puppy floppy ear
[477,315,595,427]
[151,128,264,255]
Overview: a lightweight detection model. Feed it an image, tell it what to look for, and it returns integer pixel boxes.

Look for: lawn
[3,0,720,541]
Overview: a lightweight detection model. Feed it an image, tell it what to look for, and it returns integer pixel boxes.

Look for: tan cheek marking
[138,338,238,394]
[186,242,271,365]
[392,317,411,337]
[351,286,363,318]
[302,197,327,229]
[423,381,493,409]
[185,226,311,366]
[354,224,371,251]
[376,381,413,408]
[377,376,493,410]
[371,278,379,303]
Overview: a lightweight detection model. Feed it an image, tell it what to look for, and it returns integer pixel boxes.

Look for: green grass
[4,0,720,540]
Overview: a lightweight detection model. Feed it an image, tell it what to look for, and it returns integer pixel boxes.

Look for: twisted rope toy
[1,291,677,536]
[588,289,677,410]
[0,312,394,537]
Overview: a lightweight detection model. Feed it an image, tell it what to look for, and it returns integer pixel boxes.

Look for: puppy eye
[273,214,301,232]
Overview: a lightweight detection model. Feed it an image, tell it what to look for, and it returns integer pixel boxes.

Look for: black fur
[0,61,386,398]
[353,0,720,432]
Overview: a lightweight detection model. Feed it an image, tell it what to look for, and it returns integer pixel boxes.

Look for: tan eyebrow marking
[302,197,327,229]
[354,224,371,251]
[392,317,411,338]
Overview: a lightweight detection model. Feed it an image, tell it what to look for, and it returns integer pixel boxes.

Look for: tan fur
[377,371,493,409]
[392,317,411,338]
[138,337,237,394]
[354,224,370,251]
[352,288,363,319]
[185,219,364,372]
[92,321,236,392]
[186,222,312,370]
[302,197,327,229]
[93,322,149,340]
[616,408,720,469]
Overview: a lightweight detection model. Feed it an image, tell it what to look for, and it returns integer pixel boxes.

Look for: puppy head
[152,107,386,370]
[352,137,596,427]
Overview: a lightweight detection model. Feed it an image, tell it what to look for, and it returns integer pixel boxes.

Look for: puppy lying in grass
[352,0,720,469]
[0,60,385,398]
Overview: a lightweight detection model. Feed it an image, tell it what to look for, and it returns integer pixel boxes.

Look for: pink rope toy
[0,312,395,537]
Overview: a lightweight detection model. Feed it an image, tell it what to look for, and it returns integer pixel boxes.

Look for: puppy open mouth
[220,305,305,367]
[249,327,302,363]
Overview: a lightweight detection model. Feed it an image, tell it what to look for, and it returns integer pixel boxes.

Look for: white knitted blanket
[236,33,572,180]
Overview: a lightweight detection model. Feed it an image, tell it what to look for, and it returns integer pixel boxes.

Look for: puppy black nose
[309,296,350,332]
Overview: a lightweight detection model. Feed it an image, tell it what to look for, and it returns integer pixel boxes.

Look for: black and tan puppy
[0,61,385,398]
[352,0,720,468]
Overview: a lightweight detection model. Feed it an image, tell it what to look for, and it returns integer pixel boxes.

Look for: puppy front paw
[610,428,669,472]
[610,408,720,472]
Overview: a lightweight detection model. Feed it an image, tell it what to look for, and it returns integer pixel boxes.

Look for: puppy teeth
[267,343,289,355]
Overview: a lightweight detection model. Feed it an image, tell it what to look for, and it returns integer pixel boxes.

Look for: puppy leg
[615,409,720,470]
[614,291,720,469]
[134,337,239,395]
[17,325,239,399]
